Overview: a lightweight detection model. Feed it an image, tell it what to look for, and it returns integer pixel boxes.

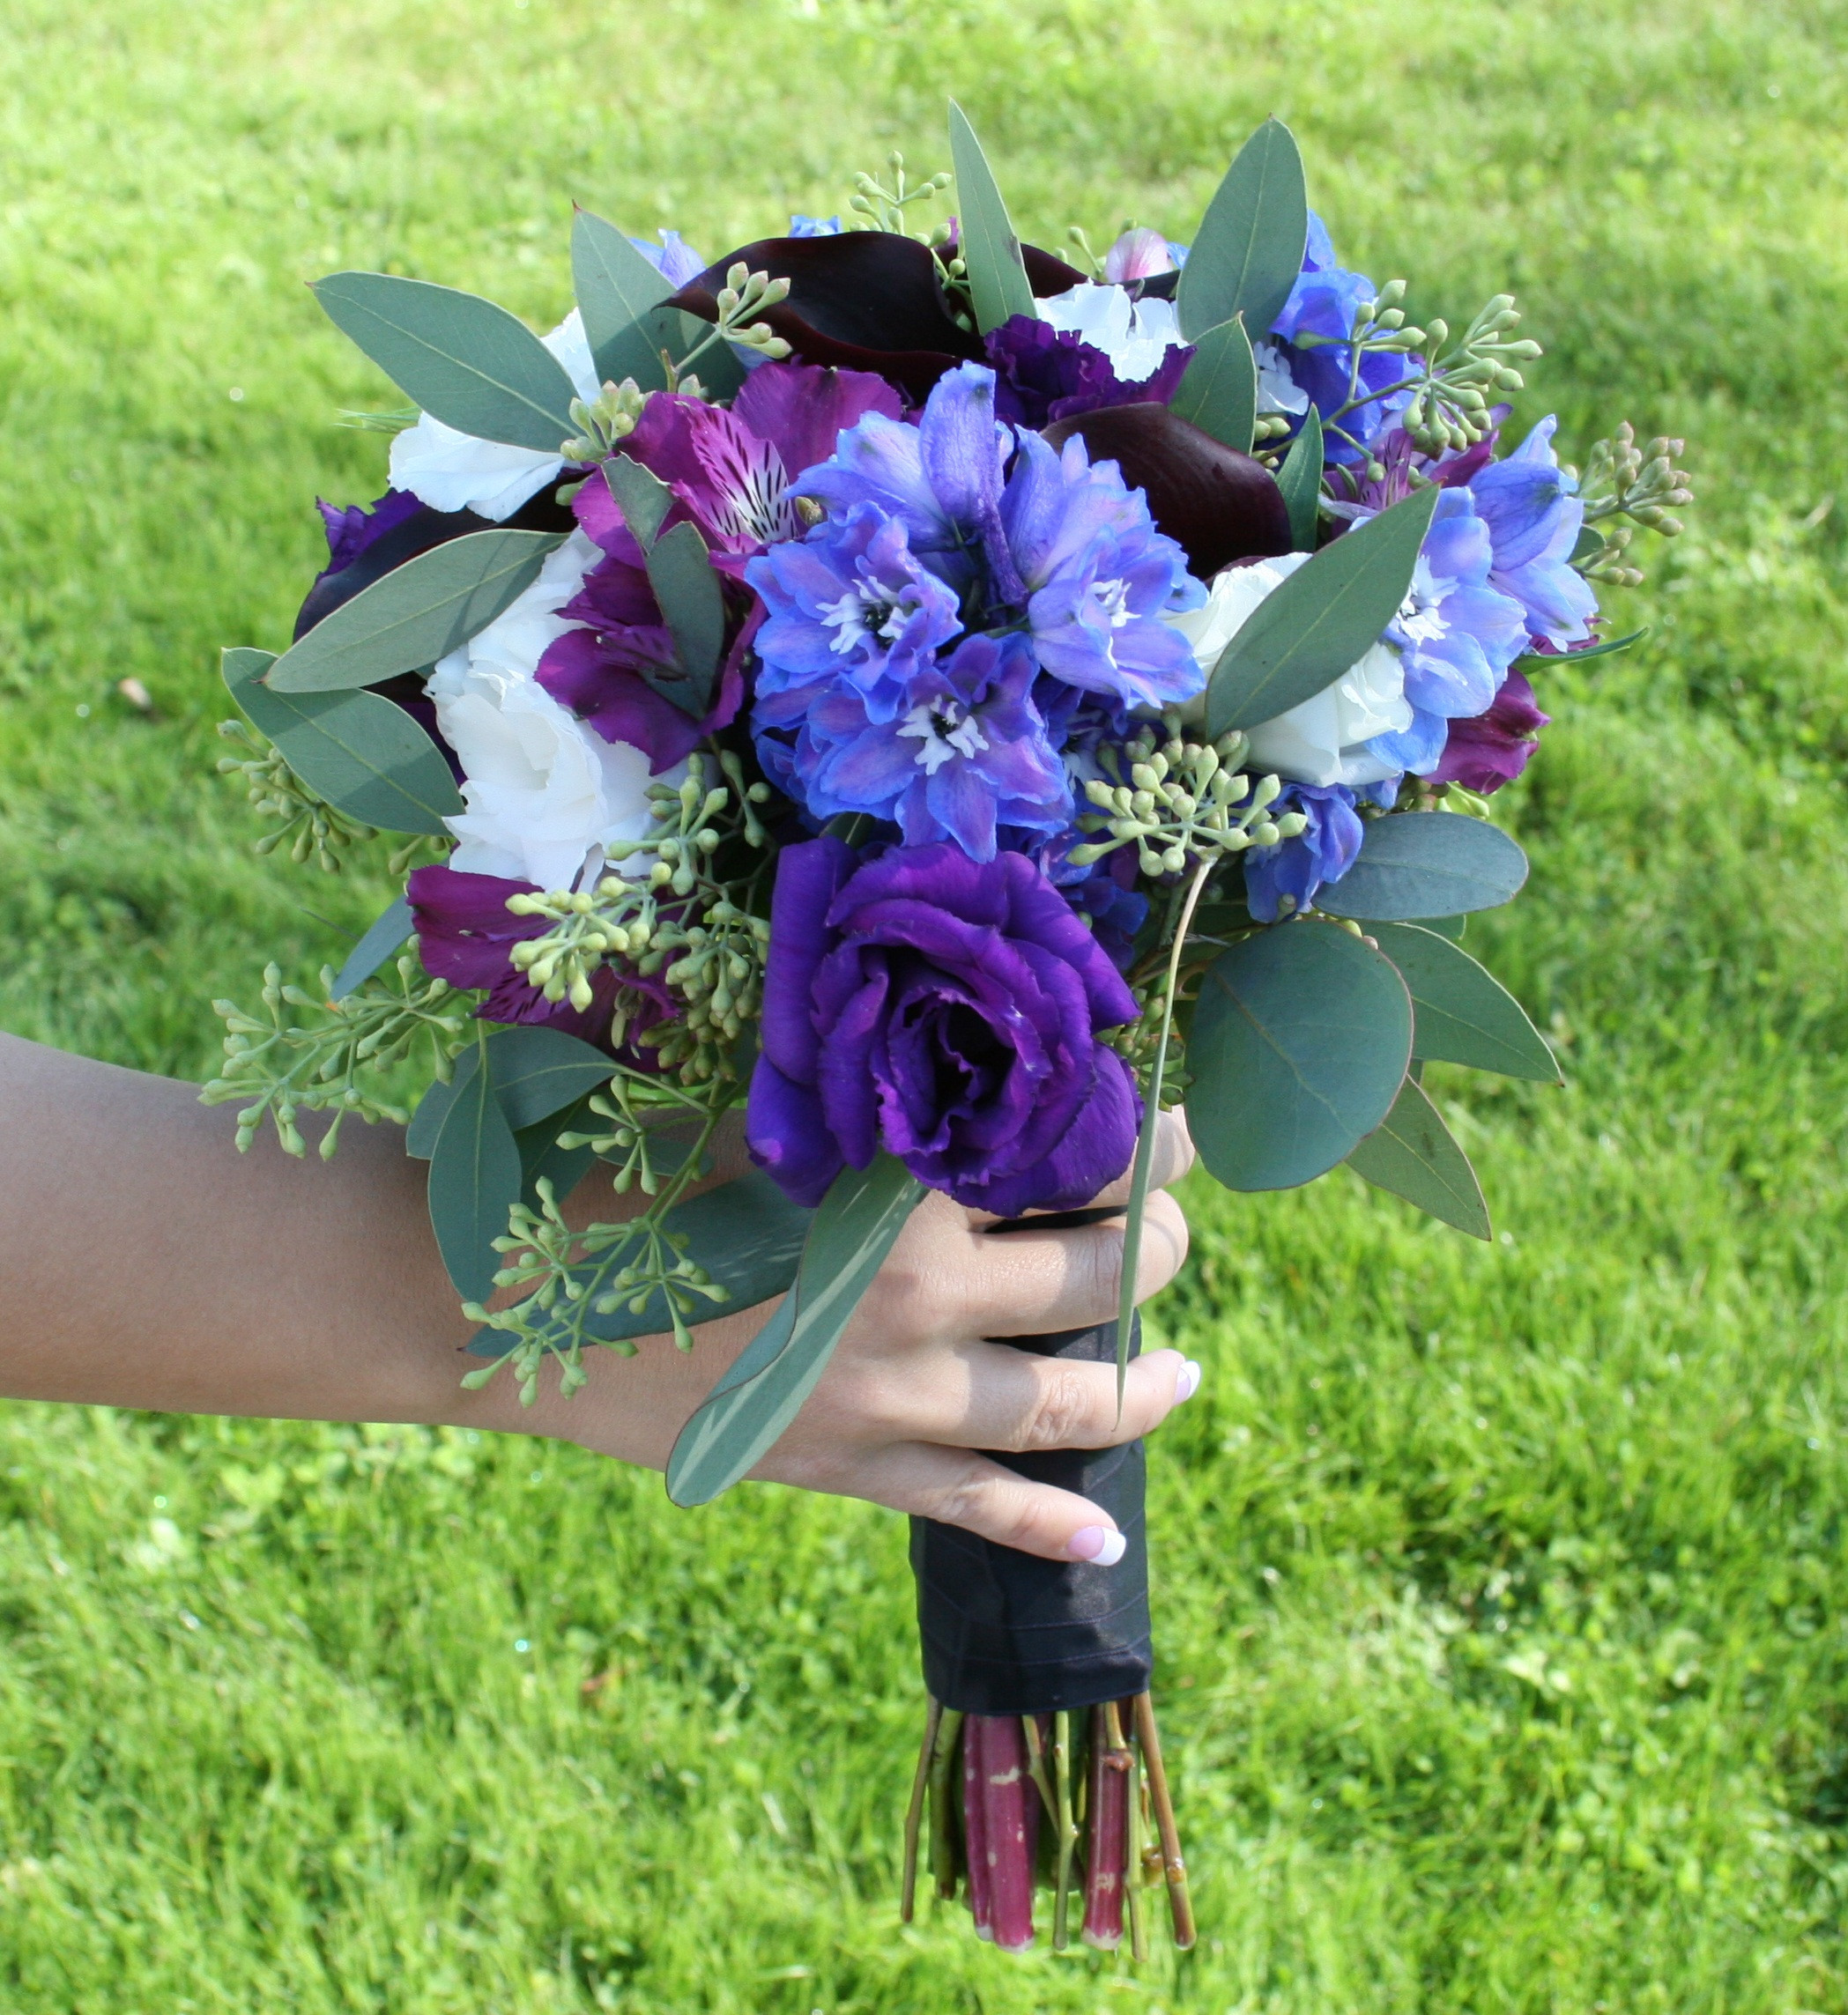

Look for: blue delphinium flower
[1267,215,1416,463]
[1364,489,1530,776]
[1243,779,1396,922]
[757,632,1070,860]
[1466,416,1599,651]
[627,231,706,287]
[788,215,844,237]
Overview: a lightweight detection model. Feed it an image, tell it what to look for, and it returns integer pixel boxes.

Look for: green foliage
[4,0,1848,2004]
[1319,807,1530,920]
[946,102,1037,333]
[1346,1073,1491,1239]
[1167,313,1258,453]
[1175,116,1309,343]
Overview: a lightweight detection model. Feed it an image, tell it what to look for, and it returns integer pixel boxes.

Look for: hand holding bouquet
[206,106,1690,1956]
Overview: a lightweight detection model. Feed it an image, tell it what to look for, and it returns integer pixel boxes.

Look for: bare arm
[0,1032,1198,1559]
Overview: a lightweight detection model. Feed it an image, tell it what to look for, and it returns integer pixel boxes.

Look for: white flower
[426,530,672,889]
[388,309,600,522]
[1034,282,1184,383]
[1162,553,1411,789]
[1252,339,1310,416]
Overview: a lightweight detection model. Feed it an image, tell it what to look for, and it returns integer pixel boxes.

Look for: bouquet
[205,106,1692,1957]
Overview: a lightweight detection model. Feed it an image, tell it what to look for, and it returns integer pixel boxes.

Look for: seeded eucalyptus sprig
[216,719,375,873]
[559,376,649,463]
[1069,726,1309,878]
[202,956,474,1158]
[672,263,794,383]
[850,152,954,238]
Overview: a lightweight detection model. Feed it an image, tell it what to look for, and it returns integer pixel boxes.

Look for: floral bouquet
[205,107,1690,1957]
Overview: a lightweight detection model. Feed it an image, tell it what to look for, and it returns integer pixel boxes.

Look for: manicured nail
[1175,1359,1203,1403]
[1068,1525,1126,1567]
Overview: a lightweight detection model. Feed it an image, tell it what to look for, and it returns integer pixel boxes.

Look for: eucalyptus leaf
[516,1095,600,1211]
[469,1168,817,1358]
[479,1026,615,1130]
[1176,117,1309,344]
[571,209,679,386]
[1276,405,1325,552]
[427,1041,522,1303]
[264,530,562,694]
[1347,1075,1491,1239]
[1517,626,1649,670]
[1317,811,1529,921]
[406,1062,469,1160]
[1371,922,1559,1082]
[1423,914,1466,940]
[604,453,673,553]
[947,102,1037,335]
[1186,921,1412,1191]
[223,648,463,836]
[1570,524,1606,563]
[1168,315,1257,454]
[330,896,414,1002]
[311,272,579,452]
[644,521,726,717]
[666,1156,924,1506]
[1206,486,1439,737]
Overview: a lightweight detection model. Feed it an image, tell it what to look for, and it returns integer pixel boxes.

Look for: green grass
[3,0,1847,2005]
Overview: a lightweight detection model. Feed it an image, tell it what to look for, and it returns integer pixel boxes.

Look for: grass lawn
[4,0,1848,2006]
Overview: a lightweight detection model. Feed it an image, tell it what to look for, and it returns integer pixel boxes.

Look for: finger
[927,1341,1199,1454]
[1084,1106,1195,1207]
[954,1189,1189,1338]
[822,1440,1139,1562]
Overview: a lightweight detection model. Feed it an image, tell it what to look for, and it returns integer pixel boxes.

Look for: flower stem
[929,1708,965,1900]
[1081,1701,1132,1949]
[963,1714,993,1939]
[980,1715,1038,1952]
[1132,1692,1196,1948]
[901,1697,943,1923]
[1123,1702,1149,1964]
[1051,1708,1078,1951]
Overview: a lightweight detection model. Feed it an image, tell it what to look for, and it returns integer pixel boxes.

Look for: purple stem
[963,1713,993,1939]
[980,1715,1039,1952]
[1081,1703,1129,1950]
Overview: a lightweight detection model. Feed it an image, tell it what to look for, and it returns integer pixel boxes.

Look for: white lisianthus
[1035,282,1185,383]
[1163,552,1412,789]
[1251,339,1310,416]
[427,530,672,890]
[389,308,600,522]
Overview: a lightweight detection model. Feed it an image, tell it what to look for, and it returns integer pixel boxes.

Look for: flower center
[695,423,802,549]
[896,697,991,774]
[1397,559,1456,646]
[820,578,910,656]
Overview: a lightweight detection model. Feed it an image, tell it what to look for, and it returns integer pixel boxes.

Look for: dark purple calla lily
[1039,404,1292,577]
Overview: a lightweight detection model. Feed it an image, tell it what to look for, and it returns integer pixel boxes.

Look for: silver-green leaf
[312,271,579,452]
[1370,922,1559,1082]
[1176,117,1309,343]
[330,896,414,1002]
[427,1041,523,1304]
[644,521,726,718]
[1168,315,1257,454]
[1347,1075,1491,1239]
[263,530,562,694]
[1276,405,1324,552]
[947,102,1037,335]
[571,209,679,386]
[1316,811,1529,921]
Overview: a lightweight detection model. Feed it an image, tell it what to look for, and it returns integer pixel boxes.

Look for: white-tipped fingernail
[1175,1359,1203,1403]
[1068,1525,1127,1567]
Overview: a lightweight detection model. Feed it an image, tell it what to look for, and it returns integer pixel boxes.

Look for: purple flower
[746,840,1140,1214]
[1241,782,1384,922]
[629,231,707,289]
[1429,668,1550,794]
[755,632,1070,861]
[1103,227,1177,284]
[1465,417,1598,650]
[315,488,425,578]
[983,313,1191,430]
[407,862,675,1056]
[1269,215,1417,463]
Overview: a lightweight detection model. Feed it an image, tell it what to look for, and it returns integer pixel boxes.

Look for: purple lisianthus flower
[1364,488,1530,776]
[1466,416,1599,651]
[629,231,706,288]
[1242,780,1391,922]
[407,862,675,1056]
[1036,838,1148,970]
[1001,427,1205,709]
[315,488,425,580]
[746,839,1140,1214]
[755,632,1070,860]
[1268,215,1417,463]
[1430,668,1550,794]
[748,502,965,717]
[983,313,1191,430]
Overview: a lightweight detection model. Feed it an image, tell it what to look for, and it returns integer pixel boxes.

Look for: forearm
[0,1032,750,1453]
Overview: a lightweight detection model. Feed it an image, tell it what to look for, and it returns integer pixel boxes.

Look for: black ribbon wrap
[909,1306,1151,1717]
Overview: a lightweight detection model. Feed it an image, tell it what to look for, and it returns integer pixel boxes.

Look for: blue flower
[757,632,1071,861]
[1268,215,1416,463]
[788,215,844,237]
[747,504,964,721]
[627,231,706,288]
[1364,489,1530,775]
[1243,780,1394,922]
[1466,416,1599,651]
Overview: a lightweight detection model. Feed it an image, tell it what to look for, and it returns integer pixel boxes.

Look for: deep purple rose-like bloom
[407,862,675,1056]
[983,314,1191,431]
[746,840,1140,1215]
[1429,668,1551,794]
[315,487,426,579]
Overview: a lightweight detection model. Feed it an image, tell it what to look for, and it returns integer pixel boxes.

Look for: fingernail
[1175,1359,1203,1403]
[1068,1525,1127,1567]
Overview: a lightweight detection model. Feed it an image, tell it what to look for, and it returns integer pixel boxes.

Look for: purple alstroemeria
[756,632,1070,861]
[747,503,965,720]
[983,313,1191,430]
[406,862,676,1056]
[1430,668,1551,794]
[1364,488,1530,776]
[1000,427,1205,709]
[1268,215,1417,463]
[746,839,1139,1216]
[1242,780,1394,922]
[1466,416,1599,651]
